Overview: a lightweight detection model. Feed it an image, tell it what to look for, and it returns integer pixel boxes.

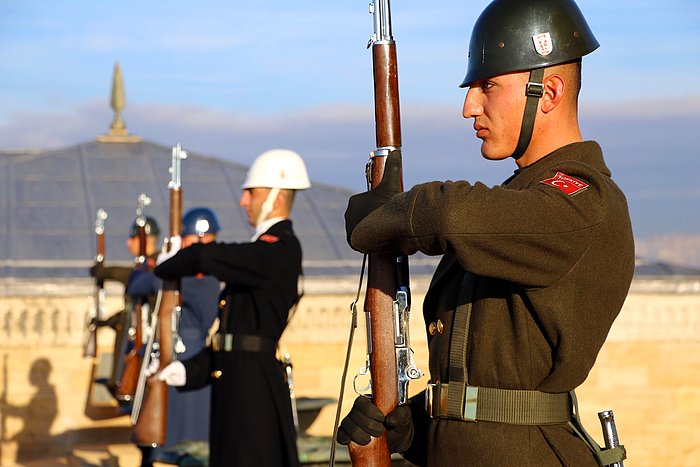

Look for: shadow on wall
[1,357,58,463]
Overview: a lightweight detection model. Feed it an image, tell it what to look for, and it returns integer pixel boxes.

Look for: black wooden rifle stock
[83,209,108,358]
[117,194,151,401]
[349,1,409,465]
[133,144,186,446]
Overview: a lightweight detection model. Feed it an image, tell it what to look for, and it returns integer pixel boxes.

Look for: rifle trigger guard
[353,356,372,396]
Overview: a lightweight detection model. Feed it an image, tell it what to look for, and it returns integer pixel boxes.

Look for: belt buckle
[463,386,479,422]
[426,382,436,418]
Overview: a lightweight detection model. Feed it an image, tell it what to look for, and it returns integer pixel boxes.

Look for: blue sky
[1,0,699,240]
[2,1,699,113]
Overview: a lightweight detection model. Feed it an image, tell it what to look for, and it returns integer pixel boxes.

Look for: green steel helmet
[182,207,220,237]
[129,216,160,237]
[460,0,599,88]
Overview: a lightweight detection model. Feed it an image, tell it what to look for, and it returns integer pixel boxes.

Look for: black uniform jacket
[351,142,635,466]
[155,220,301,467]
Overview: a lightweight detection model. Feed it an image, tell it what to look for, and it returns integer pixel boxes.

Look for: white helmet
[242,149,311,190]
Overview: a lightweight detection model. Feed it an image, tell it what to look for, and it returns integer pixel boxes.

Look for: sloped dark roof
[0,139,386,278]
[3,139,690,283]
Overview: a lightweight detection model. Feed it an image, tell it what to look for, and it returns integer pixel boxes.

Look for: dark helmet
[129,216,160,237]
[461,0,598,159]
[460,0,599,87]
[182,207,220,237]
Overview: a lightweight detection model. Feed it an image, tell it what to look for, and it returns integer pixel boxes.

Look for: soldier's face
[240,187,271,227]
[126,236,140,257]
[463,71,529,161]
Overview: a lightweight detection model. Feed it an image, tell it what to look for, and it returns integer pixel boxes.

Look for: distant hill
[635,234,700,269]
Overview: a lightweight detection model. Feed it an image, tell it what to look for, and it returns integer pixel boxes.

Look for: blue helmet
[182,207,220,237]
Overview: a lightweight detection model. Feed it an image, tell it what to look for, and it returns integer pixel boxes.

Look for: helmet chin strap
[511,67,545,160]
[255,187,280,227]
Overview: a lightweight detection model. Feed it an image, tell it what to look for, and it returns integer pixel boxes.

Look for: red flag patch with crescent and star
[259,234,280,243]
[539,172,589,195]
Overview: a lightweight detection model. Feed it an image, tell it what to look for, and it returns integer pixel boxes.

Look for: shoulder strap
[446,272,475,418]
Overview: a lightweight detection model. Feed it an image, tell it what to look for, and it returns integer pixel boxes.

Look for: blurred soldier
[129,208,222,463]
[90,216,160,398]
[155,149,310,467]
[338,0,634,466]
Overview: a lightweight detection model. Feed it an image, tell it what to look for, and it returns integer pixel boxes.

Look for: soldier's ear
[540,74,565,114]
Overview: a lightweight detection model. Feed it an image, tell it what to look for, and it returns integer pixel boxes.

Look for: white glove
[143,357,160,378]
[156,236,182,265]
[157,360,186,387]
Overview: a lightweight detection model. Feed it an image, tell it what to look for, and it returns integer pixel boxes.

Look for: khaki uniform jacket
[351,142,635,466]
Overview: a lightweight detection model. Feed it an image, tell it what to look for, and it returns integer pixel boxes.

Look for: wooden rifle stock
[117,299,144,400]
[132,287,177,445]
[83,209,107,358]
[349,1,404,465]
[133,145,185,446]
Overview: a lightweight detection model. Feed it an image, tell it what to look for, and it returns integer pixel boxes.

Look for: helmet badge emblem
[532,32,553,56]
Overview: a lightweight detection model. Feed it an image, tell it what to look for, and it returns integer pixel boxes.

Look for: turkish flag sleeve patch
[539,172,589,195]
[259,234,280,243]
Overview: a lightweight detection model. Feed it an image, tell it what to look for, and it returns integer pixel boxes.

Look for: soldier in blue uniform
[155,149,310,467]
[127,208,222,463]
[166,208,220,454]
[127,207,220,465]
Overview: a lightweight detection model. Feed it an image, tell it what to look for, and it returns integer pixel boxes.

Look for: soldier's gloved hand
[336,396,414,453]
[157,236,182,265]
[89,261,105,279]
[384,404,413,453]
[157,360,186,387]
[143,357,160,378]
[337,396,384,446]
[90,311,122,330]
[345,150,402,249]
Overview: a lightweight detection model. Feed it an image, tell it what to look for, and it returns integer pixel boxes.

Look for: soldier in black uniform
[338,1,634,466]
[89,216,160,399]
[155,149,311,467]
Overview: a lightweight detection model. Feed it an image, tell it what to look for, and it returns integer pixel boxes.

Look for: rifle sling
[429,271,572,425]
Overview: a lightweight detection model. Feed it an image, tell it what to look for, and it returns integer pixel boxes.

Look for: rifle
[349,1,421,465]
[133,144,186,445]
[598,410,625,467]
[83,208,108,358]
[117,194,152,401]
[283,353,300,436]
[130,291,160,425]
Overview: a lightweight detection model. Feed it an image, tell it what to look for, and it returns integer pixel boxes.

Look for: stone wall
[0,278,698,466]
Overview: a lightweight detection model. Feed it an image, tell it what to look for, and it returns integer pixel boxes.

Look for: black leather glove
[345,150,403,248]
[89,261,104,279]
[91,311,123,330]
[336,396,414,453]
[384,403,413,453]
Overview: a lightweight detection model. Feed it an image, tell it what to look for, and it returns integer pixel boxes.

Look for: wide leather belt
[426,382,572,425]
[211,333,276,355]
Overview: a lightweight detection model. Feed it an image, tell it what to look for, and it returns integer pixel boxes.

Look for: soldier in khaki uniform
[338,0,634,465]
